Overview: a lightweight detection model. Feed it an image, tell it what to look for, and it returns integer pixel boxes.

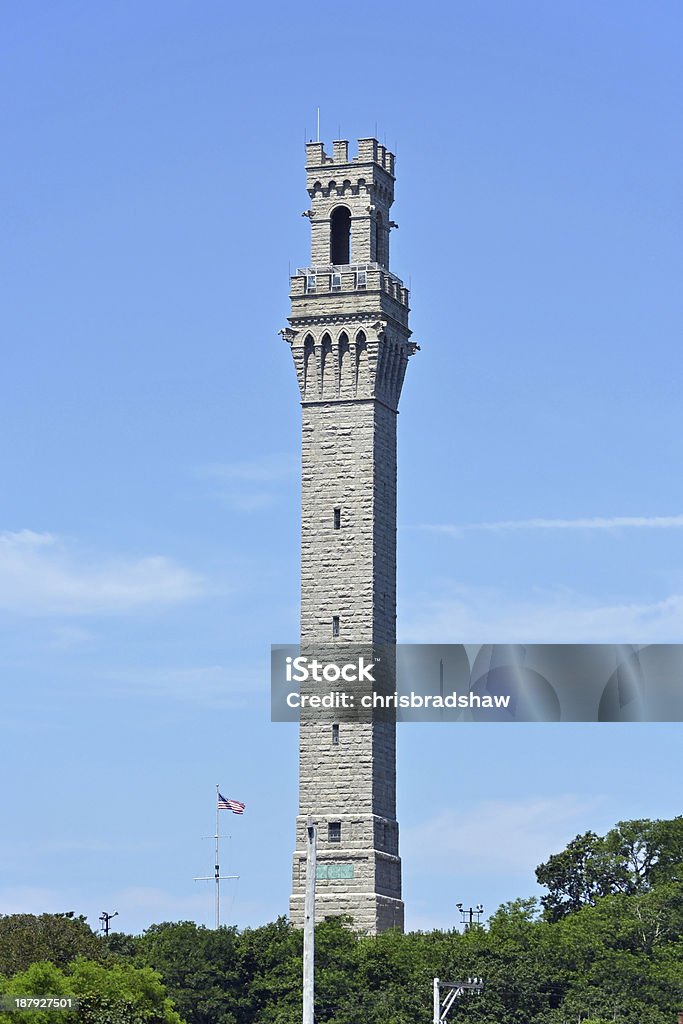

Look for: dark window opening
[328,821,341,843]
[333,507,341,530]
[330,207,351,265]
[332,616,340,637]
[375,212,384,266]
[332,723,339,745]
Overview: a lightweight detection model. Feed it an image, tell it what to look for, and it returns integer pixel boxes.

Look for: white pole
[303,815,316,1024]
[215,784,220,929]
[193,791,238,929]
[433,978,440,1024]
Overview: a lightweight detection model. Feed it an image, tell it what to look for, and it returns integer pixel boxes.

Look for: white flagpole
[194,786,239,930]
[215,783,220,929]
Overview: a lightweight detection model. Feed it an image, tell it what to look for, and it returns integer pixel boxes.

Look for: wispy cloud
[101,663,267,708]
[200,455,298,484]
[196,454,298,511]
[0,838,158,862]
[0,885,212,933]
[409,513,683,536]
[111,886,212,923]
[403,794,600,875]
[107,886,270,934]
[48,624,96,650]
[0,530,204,616]
[401,584,683,643]
[0,887,70,916]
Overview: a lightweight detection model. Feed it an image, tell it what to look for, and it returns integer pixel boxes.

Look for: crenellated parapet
[302,138,397,267]
[305,138,395,176]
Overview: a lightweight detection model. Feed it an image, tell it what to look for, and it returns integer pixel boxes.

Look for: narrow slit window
[305,273,317,294]
[332,723,339,745]
[331,271,342,292]
[332,616,340,637]
[356,269,367,290]
[333,507,341,530]
[328,821,341,843]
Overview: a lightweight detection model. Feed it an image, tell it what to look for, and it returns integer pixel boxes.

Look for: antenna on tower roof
[316,107,320,143]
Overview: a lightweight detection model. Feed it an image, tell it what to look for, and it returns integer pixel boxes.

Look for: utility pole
[433,978,484,1024]
[99,911,118,937]
[303,815,316,1024]
[456,902,484,930]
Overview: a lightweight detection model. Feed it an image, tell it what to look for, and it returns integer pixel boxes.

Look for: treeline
[1,817,682,1024]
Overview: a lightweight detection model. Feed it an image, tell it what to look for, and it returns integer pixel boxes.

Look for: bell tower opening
[330,206,351,265]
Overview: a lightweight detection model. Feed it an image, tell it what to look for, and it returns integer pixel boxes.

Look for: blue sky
[1,1,682,935]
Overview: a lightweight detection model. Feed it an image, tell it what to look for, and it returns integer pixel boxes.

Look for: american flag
[218,793,245,814]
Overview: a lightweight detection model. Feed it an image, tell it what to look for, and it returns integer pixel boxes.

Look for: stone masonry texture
[283,139,417,934]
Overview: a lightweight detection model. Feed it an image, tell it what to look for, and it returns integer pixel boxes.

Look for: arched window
[321,332,333,398]
[303,334,316,399]
[375,212,384,266]
[355,330,368,393]
[330,206,351,265]
[338,331,350,393]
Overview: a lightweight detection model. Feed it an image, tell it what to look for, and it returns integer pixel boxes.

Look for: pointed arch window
[303,334,315,398]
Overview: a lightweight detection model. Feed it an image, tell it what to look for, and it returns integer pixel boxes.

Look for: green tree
[536,817,683,921]
[135,921,242,1024]
[0,957,184,1024]
[0,914,104,976]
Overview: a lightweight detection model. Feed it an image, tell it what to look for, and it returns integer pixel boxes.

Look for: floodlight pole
[456,902,484,930]
[99,910,118,937]
[433,978,484,1024]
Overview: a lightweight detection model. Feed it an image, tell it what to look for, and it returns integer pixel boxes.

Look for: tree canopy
[2,817,682,1024]
[0,914,105,977]
[0,958,184,1023]
[535,817,683,920]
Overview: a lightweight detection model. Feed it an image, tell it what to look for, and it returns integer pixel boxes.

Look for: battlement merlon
[305,137,395,179]
[304,139,397,267]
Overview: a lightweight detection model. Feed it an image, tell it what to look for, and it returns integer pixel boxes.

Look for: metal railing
[295,263,405,288]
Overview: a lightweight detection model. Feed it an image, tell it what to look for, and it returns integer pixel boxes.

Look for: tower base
[289,890,404,935]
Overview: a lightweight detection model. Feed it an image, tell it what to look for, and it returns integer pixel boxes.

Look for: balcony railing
[295,263,404,288]
[293,264,408,303]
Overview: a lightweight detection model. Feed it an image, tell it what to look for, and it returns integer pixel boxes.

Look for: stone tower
[283,138,416,934]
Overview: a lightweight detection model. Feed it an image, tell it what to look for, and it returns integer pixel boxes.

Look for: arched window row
[301,328,368,348]
[301,330,369,400]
